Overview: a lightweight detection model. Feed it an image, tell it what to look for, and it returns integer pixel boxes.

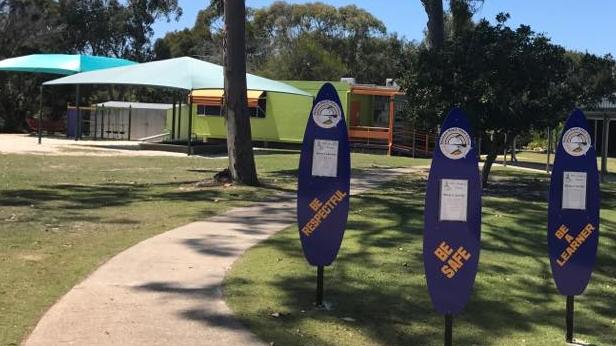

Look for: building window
[197,105,222,116]
[250,97,267,118]
[373,96,390,127]
[195,96,266,118]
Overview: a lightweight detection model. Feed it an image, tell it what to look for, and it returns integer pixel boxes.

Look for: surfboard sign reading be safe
[548,109,600,296]
[297,82,351,267]
[423,107,482,315]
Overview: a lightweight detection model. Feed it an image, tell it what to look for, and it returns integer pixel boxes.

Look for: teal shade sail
[0,54,137,75]
[44,57,312,96]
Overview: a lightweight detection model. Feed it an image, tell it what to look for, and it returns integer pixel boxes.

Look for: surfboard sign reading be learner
[548,109,600,296]
[297,82,351,267]
[423,107,481,316]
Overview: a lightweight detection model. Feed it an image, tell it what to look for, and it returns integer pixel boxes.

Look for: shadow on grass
[496,158,552,172]
[0,167,300,236]
[221,170,616,345]
[135,280,257,331]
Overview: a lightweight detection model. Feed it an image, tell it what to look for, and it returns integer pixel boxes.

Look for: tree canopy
[0,0,181,131]
[402,12,616,184]
[154,1,414,84]
[1,0,615,164]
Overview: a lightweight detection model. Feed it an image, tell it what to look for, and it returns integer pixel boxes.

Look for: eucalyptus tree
[222,0,259,185]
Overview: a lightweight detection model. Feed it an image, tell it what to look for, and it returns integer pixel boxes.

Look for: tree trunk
[449,0,473,36]
[482,144,498,187]
[223,0,259,186]
[511,136,518,162]
[421,0,445,50]
[481,133,505,186]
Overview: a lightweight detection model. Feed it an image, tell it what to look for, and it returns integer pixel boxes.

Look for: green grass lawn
[225,168,616,346]
[0,151,428,346]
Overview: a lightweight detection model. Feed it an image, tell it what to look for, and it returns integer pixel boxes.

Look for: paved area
[24,168,414,346]
[0,134,185,157]
[480,161,549,174]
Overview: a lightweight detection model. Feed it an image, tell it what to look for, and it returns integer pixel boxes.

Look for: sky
[152,0,616,56]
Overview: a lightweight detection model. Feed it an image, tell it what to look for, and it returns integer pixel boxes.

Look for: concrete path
[24,168,414,346]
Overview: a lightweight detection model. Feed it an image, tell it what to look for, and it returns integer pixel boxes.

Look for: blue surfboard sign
[423,107,482,315]
[548,109,600,296]
[297,82,351,267]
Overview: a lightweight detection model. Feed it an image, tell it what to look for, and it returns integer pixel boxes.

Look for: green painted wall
[284,81,351,116]
[188,92,314,143]
[165,105,190,140]
[165,81,356,144]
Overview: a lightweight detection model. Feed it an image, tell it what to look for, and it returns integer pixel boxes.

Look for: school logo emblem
[312,100,342,129]
[562,127,591,157]
[439,127,472,160]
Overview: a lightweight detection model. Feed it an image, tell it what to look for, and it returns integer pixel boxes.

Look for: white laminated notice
[562,171,587,210]
[312,139,339,177]
[440,179,469,222]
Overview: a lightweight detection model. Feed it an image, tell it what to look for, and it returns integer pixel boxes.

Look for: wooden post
[601,113,609,182]
[388,96,395,156]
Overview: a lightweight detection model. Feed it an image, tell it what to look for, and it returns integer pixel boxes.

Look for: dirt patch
[0,134,186,157]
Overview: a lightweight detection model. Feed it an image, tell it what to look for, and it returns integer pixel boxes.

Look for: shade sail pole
[93,104,98,140]
[177,94,182,141]
[171,98,176,141]
[127,105,132,141]
[38,86,43,144]
[75,85,80,141]
[100,105,105,139]
[187,93,193,156]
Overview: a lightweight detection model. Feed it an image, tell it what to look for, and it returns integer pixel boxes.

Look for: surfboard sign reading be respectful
[423,107,482,315]
[297,82,351,267]
[548,109,600,296]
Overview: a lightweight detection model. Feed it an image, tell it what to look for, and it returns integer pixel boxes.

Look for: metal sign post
[566,295,574,342]
[316,266,324,306]
[444,314,453,346]
[423,108,481,345]
[297,82,351,307]
[548,109,600,344]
